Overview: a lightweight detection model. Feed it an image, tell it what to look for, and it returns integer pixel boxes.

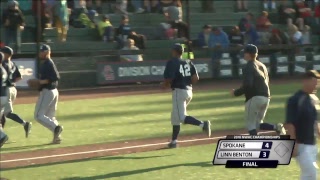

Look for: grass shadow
[1,143,53,153]
[61,161,213,180]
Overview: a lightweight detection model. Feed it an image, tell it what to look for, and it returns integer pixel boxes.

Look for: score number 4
[262,142,273,149]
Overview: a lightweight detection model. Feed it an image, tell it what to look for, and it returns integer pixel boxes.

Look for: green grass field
[2,83,318,180]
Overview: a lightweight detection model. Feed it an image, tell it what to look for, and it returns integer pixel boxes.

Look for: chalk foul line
[0,131,274,163]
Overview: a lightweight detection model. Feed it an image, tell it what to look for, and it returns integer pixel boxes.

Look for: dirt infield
[0,78,294,169]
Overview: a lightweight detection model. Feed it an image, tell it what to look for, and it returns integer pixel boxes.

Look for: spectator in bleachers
[97,15,113,42]
[160,0,182,15]
[288,24,302,44]
[263,0,276,11]
[208,27,230,60]
[301,25,311,45]
[54,0,70,42]
[278,0,296,25]
[115,0,128,15]
[294,0,313,30]
[32,0,48,42]
[315,3,320,25]
[164,5,188,39]
[116,15,132,47]
[16,0,32,12]
[245,23,259,45]
[74,9,97,28]
[86,0,103,14]
[2,1,25,47]
[46,0,56,27]
[238,12,254,34]
[256,11,272,32]
[142,0,159,13]
[236,0,248,12]
[120,38,143,62]
[197,24,212,48]
[269,29,283,45]
[228,26,244,78]
[131,0,145,13]
[201,0,214,13]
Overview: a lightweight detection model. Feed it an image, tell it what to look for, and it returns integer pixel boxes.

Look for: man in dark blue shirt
[162,43,211,148]
[285,70,320,180]
[34,44,63,144]
[0,52,9,148]
[1,46,32,138]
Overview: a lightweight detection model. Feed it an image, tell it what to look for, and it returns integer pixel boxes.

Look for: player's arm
[284,98,298,156]
[234,65,254,96]
[13,63,22,82]
[190,62,199,84]
[39,63,60,85]
[162,61,175,89]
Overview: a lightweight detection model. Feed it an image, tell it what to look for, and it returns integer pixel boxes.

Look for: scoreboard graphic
[212,135,295,168]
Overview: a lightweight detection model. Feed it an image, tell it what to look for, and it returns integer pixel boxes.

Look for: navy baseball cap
[0,52,4,62]
[244,44,258,54]
[303,70,320,79]
[1,46,13,56]
[40,44,51,52]
[172,43,184,54]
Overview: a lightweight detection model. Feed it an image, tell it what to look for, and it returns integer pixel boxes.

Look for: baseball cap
[244,44,258,54]
[1,46,13,56]
[40,44,51,52]
[0,52,4,62]
[172,43,184,54]
[303,70,320,79]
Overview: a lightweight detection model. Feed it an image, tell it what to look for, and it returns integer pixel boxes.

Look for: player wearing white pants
[296,144,318,180]
[171,88,192,125]
[33,44,63,144]
[0,52,9,148]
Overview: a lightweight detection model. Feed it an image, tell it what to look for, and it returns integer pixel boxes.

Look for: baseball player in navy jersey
[230,44,286,135]
[162,43,211,148]
[1,46,32,138]
[0,52,9,148]
[34,44,63,144]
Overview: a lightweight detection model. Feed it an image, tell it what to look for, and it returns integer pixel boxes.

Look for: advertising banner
[12,58,37,88]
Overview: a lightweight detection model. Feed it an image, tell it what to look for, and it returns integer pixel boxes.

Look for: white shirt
[120,46,143,62]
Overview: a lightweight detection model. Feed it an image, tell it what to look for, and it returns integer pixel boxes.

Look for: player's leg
[0,97,9,148]
[47,89,63,144]
[169,89,182,148]
[34,89,59,133]
[1,114,6,128]
[296,144,318,180]
[245,97,258,135]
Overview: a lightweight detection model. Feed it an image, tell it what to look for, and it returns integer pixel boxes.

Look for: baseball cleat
[53,125,63,141]
[276,123,286,135]
[52,136,62,144]
[24,122,32,138]
[203,120,211,137]
[168,141,177,149]
[0,135,9,148]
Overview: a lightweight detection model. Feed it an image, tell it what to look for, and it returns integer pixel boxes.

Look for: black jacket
[2,8,25,29]
[234,60,270,102]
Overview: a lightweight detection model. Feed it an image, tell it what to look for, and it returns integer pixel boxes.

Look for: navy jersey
[39,59,60,90]
[0,65,8,96]
[163,58,197,90]
[286,90,317,145]
[2,60,22,87]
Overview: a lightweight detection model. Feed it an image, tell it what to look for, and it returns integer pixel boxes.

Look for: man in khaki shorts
[230,44,286,135]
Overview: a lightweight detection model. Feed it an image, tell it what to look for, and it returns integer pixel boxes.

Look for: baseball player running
[33,44,63,144]
[230,44,286,136]
[285,70,320,180]
[0,52,9,148]
[162,43,211,148]
[1,46,32,138]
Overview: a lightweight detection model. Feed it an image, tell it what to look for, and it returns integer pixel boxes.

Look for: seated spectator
[197,24,212,48]
[201,0,214,13]
[236,0,248,12]
[75,9,97,28]
[115,0,128,15]
[86,0,103,14]
[228,26,244,77]
[301,25,311,45]
[288,24,302,44]
[245,23,259,45]
[294,0,313,30]
[120,38,143,62]
[315,3,320,25]
[54,0,70,42]
[160,0,182,15]
[32,0,48,42]
[238,12,254,33]
[208,27,230,77]
[164,5,188,39]
[46,0,56,27]
[263,0,277,11]
[2,1,25,47]
[131,0,145,13]
[256,11,272,32]
[97,15,113,42]
[278,0,296,25]
[143,0,159,13]
[269,29,283,45]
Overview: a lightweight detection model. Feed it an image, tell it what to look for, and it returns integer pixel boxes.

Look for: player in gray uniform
[0,52,9,148]
[230,44,286,135]
[1,46,32,138]
[34,44,63,144]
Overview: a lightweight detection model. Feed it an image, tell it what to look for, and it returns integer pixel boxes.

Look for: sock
[1,115,6,128]
[199,123,204,128]
[184,116,202,126]
[172,125,180,142]
[272,2,276,9]
[264,3,268,9]
[249,129,257,135]
[259,123,275,130]
[6,113,26,125]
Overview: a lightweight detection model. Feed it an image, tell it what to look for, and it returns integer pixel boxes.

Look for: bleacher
[0,0,319,59]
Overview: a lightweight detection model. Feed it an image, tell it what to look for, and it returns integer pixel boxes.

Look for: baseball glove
[27,79,40,90]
